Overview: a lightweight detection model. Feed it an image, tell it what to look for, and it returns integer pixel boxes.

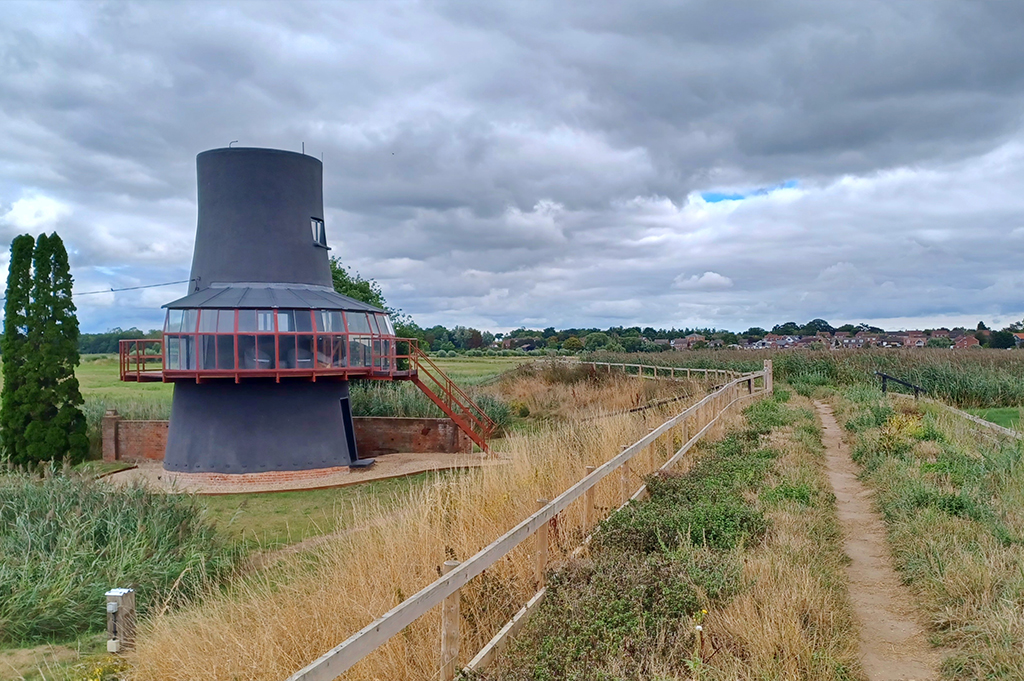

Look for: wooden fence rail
[573,360,745,382]
[285,360,773,681]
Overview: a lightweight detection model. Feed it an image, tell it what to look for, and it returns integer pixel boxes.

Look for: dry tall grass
[702,394,862,679]
[130,374,708,681]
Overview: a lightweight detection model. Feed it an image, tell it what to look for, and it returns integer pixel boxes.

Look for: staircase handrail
[409,345,497,435]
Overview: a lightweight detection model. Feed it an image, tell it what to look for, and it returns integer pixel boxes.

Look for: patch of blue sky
[701,179,799,203]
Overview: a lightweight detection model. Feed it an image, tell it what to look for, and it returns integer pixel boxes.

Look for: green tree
[22,235,88,464]
[926,337,952,348]
[1,235,35,464]
[989,330,1016,349]
[46,235,88,462]
[329,257,421,337]
[563,336,583,352]
[584,332,610,351]
[22,233,55,464]
[772,321,800,335]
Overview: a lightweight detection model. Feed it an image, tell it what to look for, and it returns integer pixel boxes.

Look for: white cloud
[672,271,734,290]
[0,194,72,233]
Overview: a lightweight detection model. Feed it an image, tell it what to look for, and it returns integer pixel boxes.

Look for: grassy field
[591,348,1024,408]
[833,387,1024,677]
[966,406,1022,429]
[200,473,437,548]
[0,354,532,680]
[129,369,705,681]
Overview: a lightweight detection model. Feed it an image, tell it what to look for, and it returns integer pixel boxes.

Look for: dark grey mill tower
[163,147,383,473]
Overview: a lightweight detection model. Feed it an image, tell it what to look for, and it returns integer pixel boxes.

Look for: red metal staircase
[404,344,497,453]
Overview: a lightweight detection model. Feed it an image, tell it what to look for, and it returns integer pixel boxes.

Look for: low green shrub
[0,472,235,644]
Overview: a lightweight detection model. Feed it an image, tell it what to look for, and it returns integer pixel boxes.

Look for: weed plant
[0,472,235,645]
[834,388,1024,677]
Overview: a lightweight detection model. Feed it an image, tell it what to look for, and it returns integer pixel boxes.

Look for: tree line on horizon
[69,263,1024,355]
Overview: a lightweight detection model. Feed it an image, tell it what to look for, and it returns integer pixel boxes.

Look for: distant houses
[722,327,995,351]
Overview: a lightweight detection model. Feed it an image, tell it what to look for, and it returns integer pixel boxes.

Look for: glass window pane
[238,309,257,332]
[166,336,180,370]
[333,335,347,367]
[182,309,199,333]
[257,310,274,332]
[293,310,313,332]
[257,335,276,369]
[198,310,217,332]
[238,335,257,369]
[368,315,381,334]
[166,310,184,333]
[182,335,196,370]
[316,310,343,332]
[296,335,314,368]
[217,310,235,333]
[200,336,217,369]
[381,315,395,335]
[217,335,235,369]
[316,336,332,368]
[278,309,294,332]
[278,335,296,369]
[346,312,371,334]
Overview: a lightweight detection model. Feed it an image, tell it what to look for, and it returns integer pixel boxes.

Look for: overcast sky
[2,1,1023,334]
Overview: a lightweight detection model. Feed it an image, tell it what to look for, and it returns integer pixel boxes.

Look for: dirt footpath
[814,401,941,681]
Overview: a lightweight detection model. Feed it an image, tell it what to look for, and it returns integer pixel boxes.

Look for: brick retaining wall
[102,411,471,464]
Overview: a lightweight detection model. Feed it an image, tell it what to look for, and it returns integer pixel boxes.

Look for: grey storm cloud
[1,0,1023,333]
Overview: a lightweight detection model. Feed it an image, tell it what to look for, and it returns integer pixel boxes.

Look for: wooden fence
[572,359,745,382]
[285,360,773,681]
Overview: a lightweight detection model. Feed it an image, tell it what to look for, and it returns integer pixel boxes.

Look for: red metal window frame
[160,308,397,382]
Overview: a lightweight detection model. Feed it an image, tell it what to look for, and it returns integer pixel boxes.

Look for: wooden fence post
[621,459,631,506]
[535,499,549,587]
[440,560,461,681]
[583,466,595,531]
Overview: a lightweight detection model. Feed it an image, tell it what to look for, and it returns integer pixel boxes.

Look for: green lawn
[966,406,1022,430]
[423,355,530,384]
[199,472,438,548]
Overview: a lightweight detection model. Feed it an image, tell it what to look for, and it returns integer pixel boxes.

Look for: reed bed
[591,348,1024,407]
[130,374,704,681]
[0,472,234,645]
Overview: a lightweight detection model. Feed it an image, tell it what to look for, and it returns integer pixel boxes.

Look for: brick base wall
[102,412,471,464]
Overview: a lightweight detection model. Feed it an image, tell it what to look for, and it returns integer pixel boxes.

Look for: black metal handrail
[875,371,926,400]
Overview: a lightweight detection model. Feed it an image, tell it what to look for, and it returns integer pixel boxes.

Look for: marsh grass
[592,348,1024,408]
[0,472,235,645]
[129,373,702,681]
[833,388,1024,678]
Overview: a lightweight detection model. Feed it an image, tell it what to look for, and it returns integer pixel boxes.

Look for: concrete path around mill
[104,452,505,494]
[814,400,942,681]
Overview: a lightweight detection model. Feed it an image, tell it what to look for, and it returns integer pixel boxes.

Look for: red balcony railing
[119,334,496,451]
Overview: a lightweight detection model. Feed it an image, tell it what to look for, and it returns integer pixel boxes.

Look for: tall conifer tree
[1,234,35,464]
[21,233,88,464]
[24,233,56,462]
[48,234,88,462]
